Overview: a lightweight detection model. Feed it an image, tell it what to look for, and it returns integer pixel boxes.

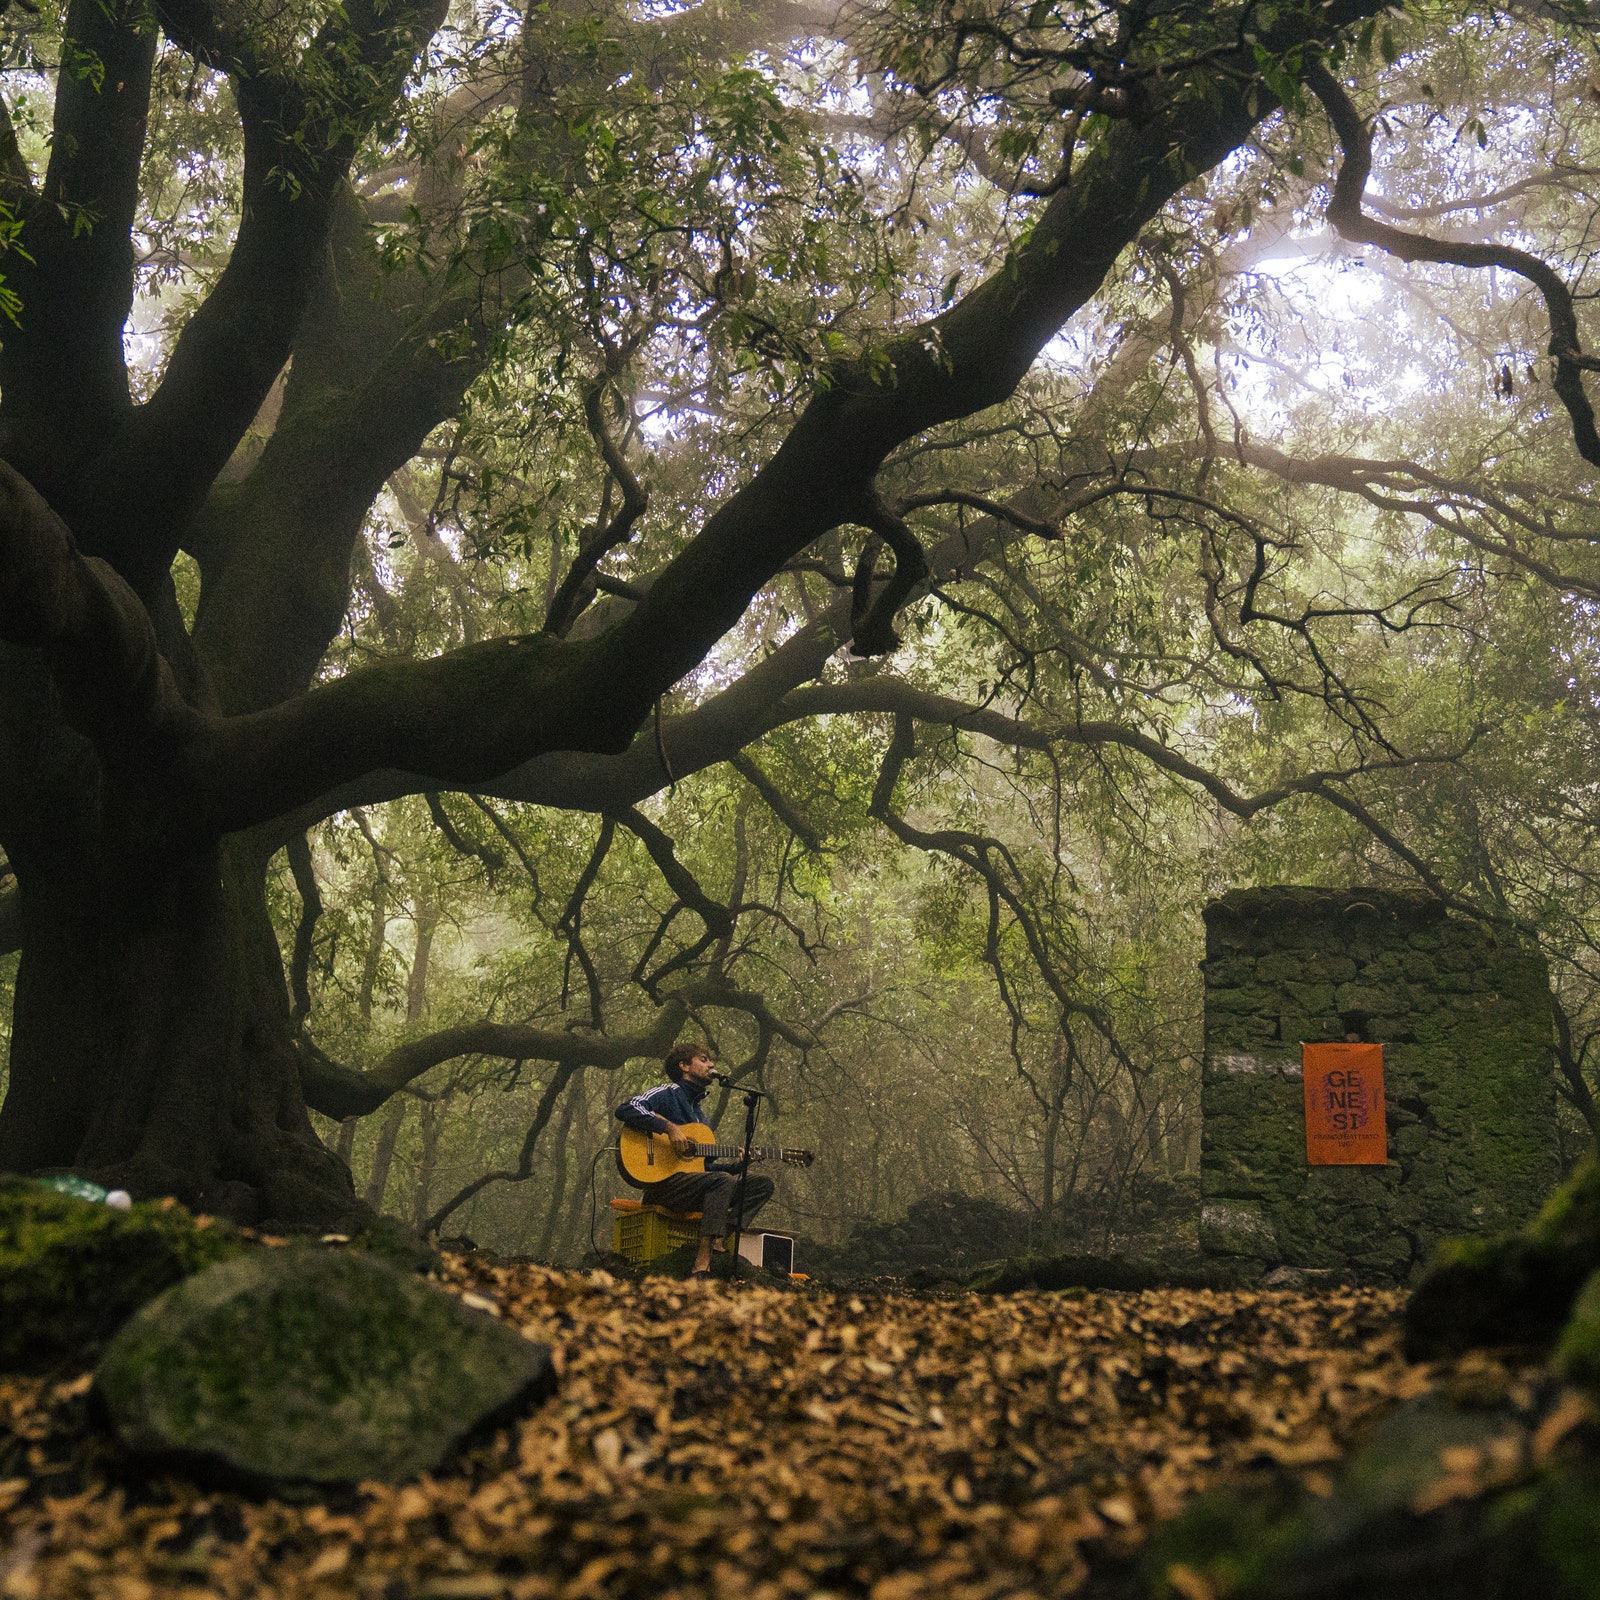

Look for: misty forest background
[4,0,1600,1264]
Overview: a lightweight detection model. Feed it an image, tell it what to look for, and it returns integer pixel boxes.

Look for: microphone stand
[727,1086,764,1278]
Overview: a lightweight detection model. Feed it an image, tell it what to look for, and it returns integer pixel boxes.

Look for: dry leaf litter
[0,1256,1424,1600]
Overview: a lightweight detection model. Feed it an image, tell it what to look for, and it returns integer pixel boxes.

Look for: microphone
[711,1070,767,1096]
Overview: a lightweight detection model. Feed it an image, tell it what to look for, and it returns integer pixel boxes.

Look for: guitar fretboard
[693,1144,782,1161]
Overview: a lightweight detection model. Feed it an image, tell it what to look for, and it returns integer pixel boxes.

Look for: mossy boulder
[1406,1154,1600,1360]
[94,1246,556,1486]
[0,1175,244,1372]
[1555,1270,1600,1394]
[342,1212,441,1274]
[1143,1383,1600,1598]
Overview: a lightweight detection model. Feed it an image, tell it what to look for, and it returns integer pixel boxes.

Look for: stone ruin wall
[1200,887,1560,1281]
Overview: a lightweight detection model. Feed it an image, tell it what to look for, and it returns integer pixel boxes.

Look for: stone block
[1334,982,1405,1015]
[1209,983,1276,1013]
[1202,956,1257,988]
[1255,952,1306,983]
[1283,981,1336,1013]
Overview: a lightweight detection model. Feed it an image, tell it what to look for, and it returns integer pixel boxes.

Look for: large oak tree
[12,0,1594,1227]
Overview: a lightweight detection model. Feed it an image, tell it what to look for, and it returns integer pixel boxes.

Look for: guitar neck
[694,1143,782,1161]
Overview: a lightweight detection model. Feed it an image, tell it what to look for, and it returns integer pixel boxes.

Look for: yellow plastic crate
[613,1204,701,1264]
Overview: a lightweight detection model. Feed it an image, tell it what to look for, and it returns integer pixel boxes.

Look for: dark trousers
[646,1170,775,1238]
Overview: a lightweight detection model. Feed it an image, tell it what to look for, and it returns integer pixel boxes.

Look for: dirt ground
[0,1259,1421,1600]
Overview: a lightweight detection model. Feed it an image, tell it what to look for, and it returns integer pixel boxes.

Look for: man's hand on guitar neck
[665,1125,761,1163]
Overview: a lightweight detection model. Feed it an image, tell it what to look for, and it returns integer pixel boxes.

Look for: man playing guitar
[614,1043,775,1277]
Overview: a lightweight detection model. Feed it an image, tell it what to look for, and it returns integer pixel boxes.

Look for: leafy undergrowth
[0,1258,1420,1600]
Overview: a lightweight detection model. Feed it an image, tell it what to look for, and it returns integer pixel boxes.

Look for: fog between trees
[0,0,1599,1242]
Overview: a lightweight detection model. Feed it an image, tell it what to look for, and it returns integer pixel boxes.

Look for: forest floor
[0,1257,1432,1600]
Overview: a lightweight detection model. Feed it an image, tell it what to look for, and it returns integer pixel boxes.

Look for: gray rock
[1200,1199,1281,1261]
[94,1247,555,1486]
[1261,1265,1308,1289]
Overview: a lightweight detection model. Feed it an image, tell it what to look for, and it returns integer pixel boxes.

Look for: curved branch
[613,807,734,937]
[849,497,928,656]
[729,752,823,851]
[298,1000,689,1120]
[425,791,506,879]
[1306,61,1600,468]
[285,832,322,1030]
[544,380,651,637]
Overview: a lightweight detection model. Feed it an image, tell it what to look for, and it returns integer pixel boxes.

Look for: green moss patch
[0,1175,245,1372]
[1144,1384,1600,1599]
[1556,1269,1600,1394]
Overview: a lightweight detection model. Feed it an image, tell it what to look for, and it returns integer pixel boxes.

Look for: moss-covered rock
[94,1246,556,1486]
[1555,1270,1600,1394]
[1406,1154,1600,1360]
[0,1175,245,1372]
[343,1213,441,1274]
[1143,1382,1600,1598]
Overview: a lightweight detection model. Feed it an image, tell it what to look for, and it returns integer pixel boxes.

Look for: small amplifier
[736,1231,795,1275]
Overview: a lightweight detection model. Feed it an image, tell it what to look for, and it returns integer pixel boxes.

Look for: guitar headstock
[782,1149,815,1168]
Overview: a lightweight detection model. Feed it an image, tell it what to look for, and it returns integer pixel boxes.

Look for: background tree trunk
[534,1069,583,1258]
[363,896,437,1212]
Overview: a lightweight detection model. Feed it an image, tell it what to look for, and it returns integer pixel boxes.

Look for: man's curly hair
[663,1041,714,1083]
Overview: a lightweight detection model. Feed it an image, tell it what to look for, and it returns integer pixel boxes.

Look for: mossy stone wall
[1200,887,1559,1280]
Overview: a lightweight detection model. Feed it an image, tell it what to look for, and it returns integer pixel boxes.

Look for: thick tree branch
[0,0,155,484]
[191,184,491,716]
[73,0,450,584]
[1306,61,1600,469]
[0,461,200,762]
[184,5,1391,832]
[299,1000,690,1121]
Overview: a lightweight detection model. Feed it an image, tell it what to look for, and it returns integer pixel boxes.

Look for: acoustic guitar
[617,1121,814,1187]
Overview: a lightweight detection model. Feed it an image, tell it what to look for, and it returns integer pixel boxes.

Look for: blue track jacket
[615,1080,735,1171]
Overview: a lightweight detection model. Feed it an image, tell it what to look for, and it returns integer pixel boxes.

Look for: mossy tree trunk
[0,712,358,1222]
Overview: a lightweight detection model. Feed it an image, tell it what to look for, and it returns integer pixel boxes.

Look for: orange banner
[1302,1042,1387,1165]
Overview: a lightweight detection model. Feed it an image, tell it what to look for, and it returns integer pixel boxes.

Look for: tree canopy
[2,0,1600,1237]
